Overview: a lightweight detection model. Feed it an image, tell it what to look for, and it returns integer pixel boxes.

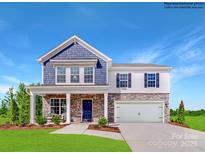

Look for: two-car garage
[114,101,164,123]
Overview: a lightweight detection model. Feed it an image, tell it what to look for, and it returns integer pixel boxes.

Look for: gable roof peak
[38,35,112,63]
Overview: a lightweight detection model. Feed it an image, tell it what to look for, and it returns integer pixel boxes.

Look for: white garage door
[115,102,163,123]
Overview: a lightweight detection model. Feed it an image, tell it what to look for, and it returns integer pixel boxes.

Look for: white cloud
[1,75,20,84]
[0,51,14,67]
[180,49,204,61]
[1,75,28,85]
[0,85,10,94]
[132,51,159,63]
[130,26,205,84]
[171,64,205,83]
[17,64,28,69]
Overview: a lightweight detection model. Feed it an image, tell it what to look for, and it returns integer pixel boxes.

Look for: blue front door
[82,100,92,122]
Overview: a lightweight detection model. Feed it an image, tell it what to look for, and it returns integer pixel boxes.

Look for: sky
[0,2,205,110]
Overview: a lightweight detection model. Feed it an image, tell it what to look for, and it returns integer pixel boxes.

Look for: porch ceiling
[28,85,109,95]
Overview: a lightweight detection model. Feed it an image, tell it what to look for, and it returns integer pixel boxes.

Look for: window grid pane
[119,74,128,88]
[84,67,93,83]
[70,67,80,83]
[57,67,66,83]
[51,99,66,115]
[147,73,156,87]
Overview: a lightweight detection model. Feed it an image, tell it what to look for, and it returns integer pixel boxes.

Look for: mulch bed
[88,124,120,133]
[0,124,68,130]
[169,122,189,128]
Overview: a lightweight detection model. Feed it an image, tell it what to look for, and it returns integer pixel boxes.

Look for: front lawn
[0,129,131,152]
[171,115,205,132]
[185,115,205,132]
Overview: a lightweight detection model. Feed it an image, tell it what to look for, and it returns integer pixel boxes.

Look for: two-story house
[28,35,171,124]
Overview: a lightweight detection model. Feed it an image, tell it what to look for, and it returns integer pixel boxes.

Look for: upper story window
[116,73,131,88]
[70,67,79,83]
[84,67,94,83]
[119,74,128,87]
[147,73,156,87]
[144,73,159,88]
[56,67,66,83]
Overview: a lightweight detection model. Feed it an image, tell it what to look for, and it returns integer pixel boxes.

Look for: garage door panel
[115,102,163,123]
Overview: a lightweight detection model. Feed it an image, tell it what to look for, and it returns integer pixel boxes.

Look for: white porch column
[104,93,108,119]
[66,93,71,124]
[30,93,36,124]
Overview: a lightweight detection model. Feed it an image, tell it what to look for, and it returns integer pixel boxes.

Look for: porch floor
[51,123,124,140]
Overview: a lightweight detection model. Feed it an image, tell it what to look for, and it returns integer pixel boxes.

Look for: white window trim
[84,66,95,84]
[70,66,80,83]
[119,73,128,88]
[55,66,95,85]
[147,73,157,88]
[55,66,67,85]
[50,98,66,115]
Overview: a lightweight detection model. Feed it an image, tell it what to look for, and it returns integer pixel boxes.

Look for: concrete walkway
[51,123,124,140]
[51,123,88,134]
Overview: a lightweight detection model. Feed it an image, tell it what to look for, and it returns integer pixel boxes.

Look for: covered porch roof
[28,85,109,95]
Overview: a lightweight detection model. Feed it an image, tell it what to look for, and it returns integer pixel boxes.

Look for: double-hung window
[50,99,66,115]
[119,74,128,87]
[70,67,79,83]
[56,67,66,83]
[147,73,156,87]
[84,67,94,83]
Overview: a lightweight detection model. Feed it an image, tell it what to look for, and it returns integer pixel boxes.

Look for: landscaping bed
[0,124,68,130]
[169,122,189,128]
[88,124,120,133]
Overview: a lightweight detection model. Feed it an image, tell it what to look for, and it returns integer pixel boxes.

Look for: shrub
[177,100,185,124]
[52,115,61,125]
[35,116,47,125]
[98,117,108,127]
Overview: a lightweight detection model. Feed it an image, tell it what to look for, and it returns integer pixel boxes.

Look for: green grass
[0,116,9,125]
[0,129,131,152]
[185,115,205,132]
[171,114,205,132]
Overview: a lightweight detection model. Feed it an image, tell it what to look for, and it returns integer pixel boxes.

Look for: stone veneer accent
[71,94,104,122]
[42,94,104,123]
[42,94,66,117]
[108,93,170,123]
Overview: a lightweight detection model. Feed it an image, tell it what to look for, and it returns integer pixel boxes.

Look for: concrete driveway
[119,123,205,152]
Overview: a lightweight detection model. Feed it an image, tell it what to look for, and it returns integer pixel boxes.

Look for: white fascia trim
[74,35,112,62]
[110,67,172,72]
[28,85,109,94]
[38,36,75,63]
[51,59,98,66]
[38,35,112,63]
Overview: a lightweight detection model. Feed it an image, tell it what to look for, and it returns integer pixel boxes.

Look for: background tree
[177,100,185,124]
[5,88,19,124]
[0,100,9,117]
[16,83,30,125]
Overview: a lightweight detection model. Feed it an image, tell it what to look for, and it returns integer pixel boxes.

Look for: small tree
[35,95,42,117]
[177,100,185,124]
[5,88,19,124]
[16,83,30,126]
[0,100,9,117]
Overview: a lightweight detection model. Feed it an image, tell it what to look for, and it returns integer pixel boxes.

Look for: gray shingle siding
[43,43,107,85]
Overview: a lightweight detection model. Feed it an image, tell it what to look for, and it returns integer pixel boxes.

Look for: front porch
[29,85,109,124]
